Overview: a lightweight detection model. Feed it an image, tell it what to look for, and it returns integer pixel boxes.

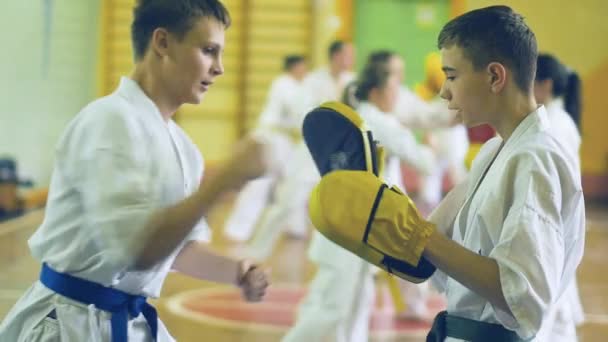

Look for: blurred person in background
[0,157,31,222]
[534,53,582,167]
[533,52,584,342]
[283,50,418,342]
[223,55,309,242]
[348,51,445,323]
[244,41,356,261]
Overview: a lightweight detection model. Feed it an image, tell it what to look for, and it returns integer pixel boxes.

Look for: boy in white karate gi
[0,1,270,341]
[313,6,585,341]
[421,6,586,340]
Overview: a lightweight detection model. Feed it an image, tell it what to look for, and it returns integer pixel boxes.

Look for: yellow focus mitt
[309,170,436,283]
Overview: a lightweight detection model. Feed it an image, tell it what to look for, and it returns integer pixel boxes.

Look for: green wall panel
[354,0,449,87]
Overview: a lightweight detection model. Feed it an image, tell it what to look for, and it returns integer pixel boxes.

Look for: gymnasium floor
[1,196,607,341]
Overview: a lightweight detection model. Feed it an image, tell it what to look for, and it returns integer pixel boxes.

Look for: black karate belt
[427,311,526,342]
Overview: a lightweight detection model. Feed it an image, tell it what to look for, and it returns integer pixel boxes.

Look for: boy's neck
[131,64,178,121]
[491,90,538,141]
[329,63,342,79]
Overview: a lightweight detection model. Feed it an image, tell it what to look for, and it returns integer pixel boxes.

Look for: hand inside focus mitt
[302,102,437,283]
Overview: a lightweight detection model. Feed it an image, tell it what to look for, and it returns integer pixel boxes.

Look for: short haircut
[283,55,305,71]
[131,0,231,60]
[328,40,345,59]
[438,5,537,92]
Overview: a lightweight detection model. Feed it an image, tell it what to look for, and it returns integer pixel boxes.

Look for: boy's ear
[150,28,170,57]
[487,62,507,93]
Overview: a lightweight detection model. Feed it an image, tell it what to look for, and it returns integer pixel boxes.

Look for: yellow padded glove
[309,170,436,283]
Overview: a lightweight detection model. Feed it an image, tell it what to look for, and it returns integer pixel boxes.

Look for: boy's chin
[462,115,484,128]
[187,93,205,105]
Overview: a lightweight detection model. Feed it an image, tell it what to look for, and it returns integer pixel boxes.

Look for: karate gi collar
[116,77,166,124]
[499,105,550,153]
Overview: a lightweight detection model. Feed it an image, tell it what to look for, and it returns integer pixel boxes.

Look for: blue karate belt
[40,263,158,342]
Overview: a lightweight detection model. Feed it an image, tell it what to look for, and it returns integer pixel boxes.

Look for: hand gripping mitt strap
[361,184,436,281]
[309,170,436,283]
[365,185,435,267]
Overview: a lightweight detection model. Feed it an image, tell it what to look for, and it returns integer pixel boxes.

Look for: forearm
[134,174,231,270]
[173,241,239,285]
[427,180,469,236]
[396,104,455,130]
[396,112,434,130]
[397,144,435,175]
[423,229,512,315]
[378,127,433,175]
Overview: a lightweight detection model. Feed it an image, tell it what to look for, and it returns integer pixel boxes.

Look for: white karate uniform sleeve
[488,151,584,338]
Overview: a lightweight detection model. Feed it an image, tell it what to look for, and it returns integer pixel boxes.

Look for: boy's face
[388,56,405,84]
[334,43,355,72]
[439,45,493,127]
[290,61,308,81]
[533,79,552,105]
[160,16,225,105]
[373,73,400,113]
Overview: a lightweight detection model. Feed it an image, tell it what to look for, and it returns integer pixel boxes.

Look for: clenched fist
[216,137,271,190]
[235,259,270,302]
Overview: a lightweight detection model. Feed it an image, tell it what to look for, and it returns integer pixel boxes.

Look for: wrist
[217,163,246,189]
[422,228,448,264]
[235,259,248,286]
[197,167,237,199]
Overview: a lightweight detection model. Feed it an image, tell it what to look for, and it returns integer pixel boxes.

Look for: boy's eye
[446,76,456,81]
[203,47,218,55]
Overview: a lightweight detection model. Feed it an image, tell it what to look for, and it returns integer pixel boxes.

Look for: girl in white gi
[419,6,585,341]
[534,53,582,167]
[345,51,437,219]
[223,55,309,242]
[349,51,442,321]
[0,1,270,341]
[282,51,432,342]
[533,53,584,342]
[245,41,355,260]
